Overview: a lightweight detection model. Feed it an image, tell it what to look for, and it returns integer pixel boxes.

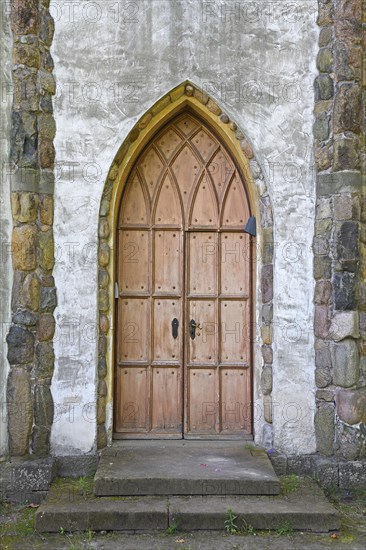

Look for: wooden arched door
[115,112,252,439]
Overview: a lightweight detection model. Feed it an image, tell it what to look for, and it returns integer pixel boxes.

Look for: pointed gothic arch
[96,82,274,447]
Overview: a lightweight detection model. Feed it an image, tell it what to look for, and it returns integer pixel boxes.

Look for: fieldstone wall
[6,0,56,457]
[313,0,366,459]
[0,0,13,458]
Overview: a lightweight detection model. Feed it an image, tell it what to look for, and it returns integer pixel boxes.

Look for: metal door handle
[189,319,202,339]
[172,318,179,339]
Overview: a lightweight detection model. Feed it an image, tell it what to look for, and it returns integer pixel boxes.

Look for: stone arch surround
[96,81,275,448]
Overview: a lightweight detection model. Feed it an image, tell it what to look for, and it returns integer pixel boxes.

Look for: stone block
[12,224,38,271]
[331,339,359,387]
[6,458,56,503]
[315,402,335,456]
[97,425,107,449]
[13,310,38,326]
[314,255,332,279]
[316,390,335,402]
[316,197,332,219]
[56,455,99,478]
[319,26,333,47]
[335,388,366,425]
[339,461,366,490]
[34,384,54,428]
[336,220,359,267]
[262,303,273,324]
[261,265,273,303]
[261,366,272,395]
[11,0,39,35]
[314,74,334,101]
[315,365,332,388]
[39,228,54,271]
[37,313,55,341]
[7,325,35,365]
[314,280,332,305]
[99,268,109,289]
[20,272,40,311]
[98,219,110,239]
[99,289,109,312]
[329,311,359,341]
[287,455,317,478]
[13,69,38,111]
[313,112,330,141]
[333,136,360,171]
[261,324,272,345]
[98,243,110,267]
[41,49,54,72]
[263,395,272,423]
[261,345,273,364]
[40,285,57,312]
[98,358,107,378]
[7,368,33,456]
[31,425,51,457]
[335,422,364,461]
[35,341,55,378]
[317,48,333,73]
[99,314,109,334]
[39,139,55,169]
[98,380,107,397]
[39,70,56,95]
[38,113,56,140]
[206,99,221,115]
[334,83,362,134]
[314,305,329,338]
[12,192,39,223]
[333,272,357,310]
[312,456,339,491]
[240,139,254,159]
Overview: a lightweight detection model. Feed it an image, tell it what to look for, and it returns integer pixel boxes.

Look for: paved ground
[1,493,365,550]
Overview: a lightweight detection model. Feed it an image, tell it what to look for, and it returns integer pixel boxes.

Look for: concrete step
[94,441,280,496]
[35,478,339,533]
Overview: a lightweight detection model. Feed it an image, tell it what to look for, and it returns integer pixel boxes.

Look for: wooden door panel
[138,147,165,200]
[153,299,181,363]
[151,367,182,432]
[118,298,149,363]
[190,128,218,162]
[171,145,201,218]
[220,300,249,364]
[207,149,235,199]
[220,368,251,433]
[120,173,148,226]
[221,233,250,295]
[188,232,217,296]
[119,230,150,294]
[154,230,182,294]
[222,175,250,227]
[188,300,217,364]
[154,173,182,226]
[187,369,217,433]
[115,367,148,432]
[190,179,218,227]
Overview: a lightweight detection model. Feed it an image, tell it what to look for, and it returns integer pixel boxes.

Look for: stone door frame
[96,82,274,448]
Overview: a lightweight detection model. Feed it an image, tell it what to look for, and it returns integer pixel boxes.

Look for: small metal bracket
[114,282,119,299]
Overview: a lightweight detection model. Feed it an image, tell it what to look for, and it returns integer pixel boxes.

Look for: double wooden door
[114,112,252,438]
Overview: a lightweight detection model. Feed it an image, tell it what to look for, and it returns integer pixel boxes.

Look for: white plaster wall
[0,0,12,458]
[50,0,318,455]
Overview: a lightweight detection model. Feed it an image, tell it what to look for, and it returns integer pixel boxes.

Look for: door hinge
[114,282,119,299]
